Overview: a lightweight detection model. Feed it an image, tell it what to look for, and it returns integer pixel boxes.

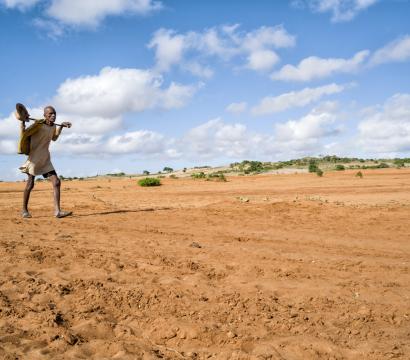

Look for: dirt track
[0,169,409,359]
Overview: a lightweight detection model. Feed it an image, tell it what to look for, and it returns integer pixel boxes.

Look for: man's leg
[48,173,72,218]
[22,174,35,218]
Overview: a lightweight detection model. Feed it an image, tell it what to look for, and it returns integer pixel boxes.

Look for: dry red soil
[0,169,409,359]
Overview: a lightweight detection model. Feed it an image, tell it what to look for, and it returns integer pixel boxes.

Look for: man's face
[44,107,56,125]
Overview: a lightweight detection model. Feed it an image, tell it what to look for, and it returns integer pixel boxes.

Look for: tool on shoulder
[15,103,69,127]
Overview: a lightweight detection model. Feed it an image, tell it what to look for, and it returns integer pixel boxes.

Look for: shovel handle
[24,118,69,128]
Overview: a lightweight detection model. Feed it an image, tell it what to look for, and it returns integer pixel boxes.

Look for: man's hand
[61,122,72,128]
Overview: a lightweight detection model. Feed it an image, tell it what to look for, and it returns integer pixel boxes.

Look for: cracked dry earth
[0,169,409,359]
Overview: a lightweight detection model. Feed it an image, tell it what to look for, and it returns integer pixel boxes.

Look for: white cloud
[271,50,369,82]
[1,0,40,10]
[252,83,346,115]
[275,106,341,141]
[58,114,122,135]
[293,0,378,22]
[2,0,162,33]
[271,103,343,157]
[370,35,410,66]
[46,0,161,27]
[0,139,16,154]
[53,67,197,118]
[148,29,186,72]
[357,94,410,154]
[242,26,296,51]
[51,133,103,154]
[246,50,280,72]
[183,118,267,159]
[226,102,248,114]
[0,112,21,138]
[105,130,165,154]
[148,25,295,76]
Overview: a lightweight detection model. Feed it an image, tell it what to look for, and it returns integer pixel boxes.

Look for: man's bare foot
[55,211,72,218]
[22,211,32,218]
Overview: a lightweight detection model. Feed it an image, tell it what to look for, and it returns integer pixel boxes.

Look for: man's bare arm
[52,122,71,141]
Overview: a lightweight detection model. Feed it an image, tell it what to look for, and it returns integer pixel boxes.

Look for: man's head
[44,106,56,126]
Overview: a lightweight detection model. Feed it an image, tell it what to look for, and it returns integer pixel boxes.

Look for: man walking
[19,106,72,218]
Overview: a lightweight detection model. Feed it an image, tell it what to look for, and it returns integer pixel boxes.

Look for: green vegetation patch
[191,172,206,179]
[206,173,227,182]
[138,177,161,187]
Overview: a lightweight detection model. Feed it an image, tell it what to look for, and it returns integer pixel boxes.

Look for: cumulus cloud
[148,25,296,76]
[105,130,166,154]
[148,29,187,72]
[182,118,267,159]
[54,67,197,118]
[1,0,40,9]
[252,83,346,115]
[0,139,16,154]
[293,0,378,22]
[357,94,410,154]
[47,0,161,27]
[369,35,410,66]
[2,0,162,33]
[246,50,280,72]
[270,103,343,157]
[271,50,369,82]
[0,112,21,138]
[226,102,248,114]
[274,105,341,141]
[51,133,103,154]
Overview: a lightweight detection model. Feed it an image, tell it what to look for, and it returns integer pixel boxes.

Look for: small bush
[355,171,363,178]
[316,168,323,177]
[377,162,389,168]
[138,177,161,187]
[169,174,178,179]
[207,173,227,182]
[308,160,318,173]
[335,164,345,171]
[191,172,206,179]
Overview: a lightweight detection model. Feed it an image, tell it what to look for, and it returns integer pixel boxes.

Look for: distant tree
[143,170,150,175]
[163,167,173,173]
[308,160,318,173]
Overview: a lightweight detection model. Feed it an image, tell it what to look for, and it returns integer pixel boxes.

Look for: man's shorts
[43,170,57,178]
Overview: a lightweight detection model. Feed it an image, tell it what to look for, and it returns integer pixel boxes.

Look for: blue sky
[1,0,410,180]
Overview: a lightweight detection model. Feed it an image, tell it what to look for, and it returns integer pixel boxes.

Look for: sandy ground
[0,169,409,360]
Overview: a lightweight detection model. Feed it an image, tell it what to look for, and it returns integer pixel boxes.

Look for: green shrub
[106,172,125,177]
[335,164,345,171]
[163,167,173,173]
[191,172,206,179]
[207,173,227,182]
[143,170,150,175]
[308,160,318,173]
[355,171,363,178]
[316,168,323,177]
[377,163,389,168]
[169,174,178,179]
[138,177,161,187]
